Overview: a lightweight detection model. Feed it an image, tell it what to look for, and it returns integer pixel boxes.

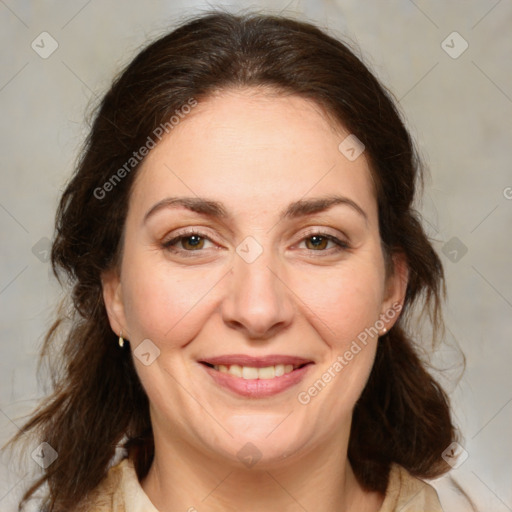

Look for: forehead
[129,88,377,224]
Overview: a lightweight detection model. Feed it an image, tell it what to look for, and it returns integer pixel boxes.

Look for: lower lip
[201,363,313,398]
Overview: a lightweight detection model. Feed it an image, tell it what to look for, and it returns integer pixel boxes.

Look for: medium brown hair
[8,10,457,510]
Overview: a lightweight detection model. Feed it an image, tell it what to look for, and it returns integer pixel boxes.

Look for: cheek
[290,257,386,350]
[292,265,384,427]
[121,252,222,345]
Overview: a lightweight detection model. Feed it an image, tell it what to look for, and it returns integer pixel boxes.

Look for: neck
[140,429,383,512]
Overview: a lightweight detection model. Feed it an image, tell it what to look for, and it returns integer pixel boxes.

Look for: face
[103,88,407,469]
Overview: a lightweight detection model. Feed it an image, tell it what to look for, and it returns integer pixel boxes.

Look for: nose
[220,249,295,340]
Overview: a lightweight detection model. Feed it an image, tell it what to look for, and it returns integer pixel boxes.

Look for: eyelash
[161,228,350,256]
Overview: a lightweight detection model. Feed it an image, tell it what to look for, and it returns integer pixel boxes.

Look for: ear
[381,251,408,328]
[101,268,127,337]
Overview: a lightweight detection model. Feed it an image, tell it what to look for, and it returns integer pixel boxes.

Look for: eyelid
[161,227,220,250]
[299,226,348,239]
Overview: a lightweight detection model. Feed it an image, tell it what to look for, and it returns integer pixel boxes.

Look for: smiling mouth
[201,362,310,380]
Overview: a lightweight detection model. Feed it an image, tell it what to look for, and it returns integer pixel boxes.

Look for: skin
[102,88,408,512]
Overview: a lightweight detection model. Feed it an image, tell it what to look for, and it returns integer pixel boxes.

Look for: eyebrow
[143,194,368,225]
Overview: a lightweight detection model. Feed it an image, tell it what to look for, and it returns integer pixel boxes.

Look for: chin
[201,417,315,470]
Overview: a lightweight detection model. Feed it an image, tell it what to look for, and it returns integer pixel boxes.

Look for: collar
[84,457,443,511]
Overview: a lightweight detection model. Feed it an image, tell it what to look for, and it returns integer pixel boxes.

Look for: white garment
[75,457,456,511]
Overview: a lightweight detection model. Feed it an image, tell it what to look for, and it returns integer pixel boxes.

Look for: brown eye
[298,232,350,253]
[180,235,205,250]
[162,232,214,252]
[305,235,329,250]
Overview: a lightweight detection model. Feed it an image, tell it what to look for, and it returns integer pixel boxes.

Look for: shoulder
[73,457,159,512]
[380,464,478,512]
[379,464,444,512]
[72,459,126,512]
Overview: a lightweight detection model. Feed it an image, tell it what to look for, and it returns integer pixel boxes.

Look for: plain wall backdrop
[1,1,511,510]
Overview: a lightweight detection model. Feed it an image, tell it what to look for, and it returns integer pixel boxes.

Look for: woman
[9,10,466,511]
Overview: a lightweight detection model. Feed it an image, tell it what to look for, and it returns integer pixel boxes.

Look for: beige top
[77,458,444,511]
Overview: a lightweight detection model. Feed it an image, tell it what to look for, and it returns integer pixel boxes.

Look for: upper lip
[199,354,313,368]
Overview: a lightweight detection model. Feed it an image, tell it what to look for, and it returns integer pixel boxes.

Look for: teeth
[242,366,259,379]
[228,364,242,377]
[258,366,275,379]
[212,363,299,379]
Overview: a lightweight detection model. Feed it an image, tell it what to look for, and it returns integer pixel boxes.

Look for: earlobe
[101,269,126,336]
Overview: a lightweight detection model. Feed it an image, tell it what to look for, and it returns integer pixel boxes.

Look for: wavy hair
[7,10,458,511]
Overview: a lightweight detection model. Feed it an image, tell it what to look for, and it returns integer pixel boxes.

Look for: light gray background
[1,1,511,511]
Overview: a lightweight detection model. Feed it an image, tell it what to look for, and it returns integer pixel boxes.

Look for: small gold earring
[118,332,124,348]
